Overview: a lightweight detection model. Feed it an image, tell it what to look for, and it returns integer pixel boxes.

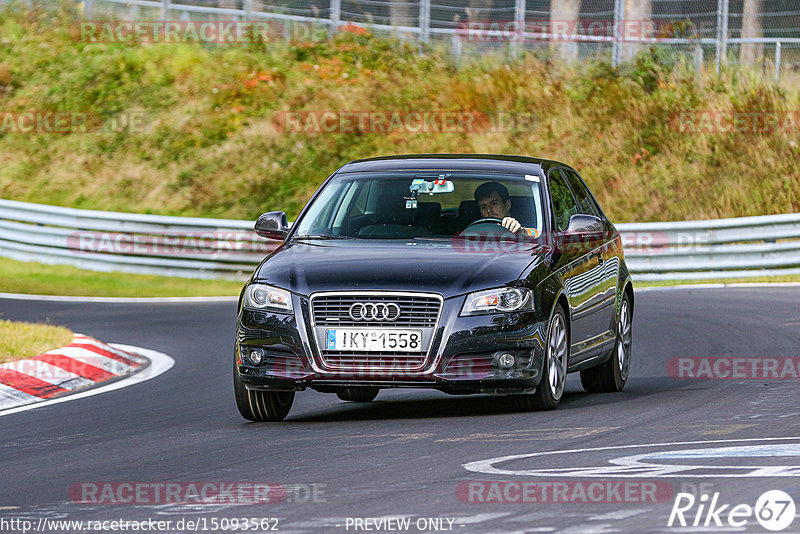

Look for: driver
[474,182,536,236]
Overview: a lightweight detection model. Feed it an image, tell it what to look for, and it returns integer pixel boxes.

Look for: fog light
[496,353,516,369]
[248,350,262,366]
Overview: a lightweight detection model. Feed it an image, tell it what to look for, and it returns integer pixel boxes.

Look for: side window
[548,170,579,231]
[565,170,601,218]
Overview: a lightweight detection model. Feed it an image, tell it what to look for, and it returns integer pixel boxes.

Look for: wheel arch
[548,288,571,339]
[621,277,634,318]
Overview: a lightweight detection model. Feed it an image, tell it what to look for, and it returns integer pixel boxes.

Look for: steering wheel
[465,217,504,229]
[461,217,516,237]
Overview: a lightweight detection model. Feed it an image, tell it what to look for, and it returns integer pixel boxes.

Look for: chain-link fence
[80,0,800,76]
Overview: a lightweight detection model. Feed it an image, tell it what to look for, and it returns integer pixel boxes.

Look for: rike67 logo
[668,490,796,531]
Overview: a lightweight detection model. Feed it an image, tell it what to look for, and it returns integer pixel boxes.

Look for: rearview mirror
[410,177,455,195]
[254,211,288,240]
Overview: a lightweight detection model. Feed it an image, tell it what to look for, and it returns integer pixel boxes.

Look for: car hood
[253,238,546,298]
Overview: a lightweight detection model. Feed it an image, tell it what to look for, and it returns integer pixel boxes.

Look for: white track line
[0,344,174,417]
[637,282,800,292]
[0,292,238,303]
[463,436,800,476]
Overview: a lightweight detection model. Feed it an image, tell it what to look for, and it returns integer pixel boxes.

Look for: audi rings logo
[348,302,401,322]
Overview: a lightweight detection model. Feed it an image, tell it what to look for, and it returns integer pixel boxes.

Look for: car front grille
[310,292,442,371]
[322,354,427,369]
[311,294,440,327]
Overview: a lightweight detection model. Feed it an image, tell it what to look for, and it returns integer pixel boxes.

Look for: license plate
[325,329,423,352]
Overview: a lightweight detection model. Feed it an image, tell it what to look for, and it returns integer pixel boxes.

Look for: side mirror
[254,211,288,240]
[564,214,604,237]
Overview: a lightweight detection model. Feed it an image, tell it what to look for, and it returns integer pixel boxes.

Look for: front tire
[580,293,632,393]
[233,360,294,421]
[512,304,569,411]
[336,387,379,402]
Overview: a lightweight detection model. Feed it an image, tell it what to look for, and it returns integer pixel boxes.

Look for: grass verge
[0,319,73,364]
[634,274,800,288]
[0,257,244,297]
[0,5,798,223]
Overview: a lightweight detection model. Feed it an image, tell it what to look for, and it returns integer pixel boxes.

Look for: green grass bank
[0,4,798,224]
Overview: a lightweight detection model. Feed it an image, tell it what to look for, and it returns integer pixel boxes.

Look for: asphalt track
[1,287,799,533]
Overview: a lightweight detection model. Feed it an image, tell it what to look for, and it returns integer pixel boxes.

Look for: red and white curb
[0,333,150,410]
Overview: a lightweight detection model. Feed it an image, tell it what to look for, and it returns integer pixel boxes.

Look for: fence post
[451,33,462,67]
[721,0,729,66]
[161,0,170,20]
[512,0,526,58]
[329,0,340,38]
[244,0,253,21]
[694,42,703,74]
[419,0,430,43]
[775,41,781,81]
[715,0,729,73]
[84,0,92,18]
[611,0,623,67]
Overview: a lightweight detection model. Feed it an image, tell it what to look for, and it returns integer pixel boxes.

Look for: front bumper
[236,293,547,394]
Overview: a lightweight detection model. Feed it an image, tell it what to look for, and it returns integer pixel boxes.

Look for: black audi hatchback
[235,154,633,421]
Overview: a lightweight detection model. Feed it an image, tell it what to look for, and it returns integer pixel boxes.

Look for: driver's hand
[501,217,521,233]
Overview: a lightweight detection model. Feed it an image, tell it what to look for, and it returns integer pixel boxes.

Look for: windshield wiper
[293,234,355,240]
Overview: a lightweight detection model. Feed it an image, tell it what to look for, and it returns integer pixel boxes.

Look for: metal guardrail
[1,198,799,281]
[0,199,277,280]
[616,213,800,280]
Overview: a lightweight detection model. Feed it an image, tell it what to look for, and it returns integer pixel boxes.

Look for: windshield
[292,172,544,240]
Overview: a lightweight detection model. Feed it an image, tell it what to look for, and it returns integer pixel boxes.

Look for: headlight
[460,287,532,316]
[243,283,293,313]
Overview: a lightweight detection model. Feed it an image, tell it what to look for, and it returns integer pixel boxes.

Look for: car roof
[337,154,568,175]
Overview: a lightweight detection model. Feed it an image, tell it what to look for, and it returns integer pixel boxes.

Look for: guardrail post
[419,0,430,43]
[161,0,170,20]
[329,0,340,38]
[775,41,782,81]
[244,0,253,20]
[84,0,92,17]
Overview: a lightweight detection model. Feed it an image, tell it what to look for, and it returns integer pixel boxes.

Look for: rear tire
[233,359,294,421]
[512,304,568,411]
[336,387,379,402]
[580,293,632,393]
